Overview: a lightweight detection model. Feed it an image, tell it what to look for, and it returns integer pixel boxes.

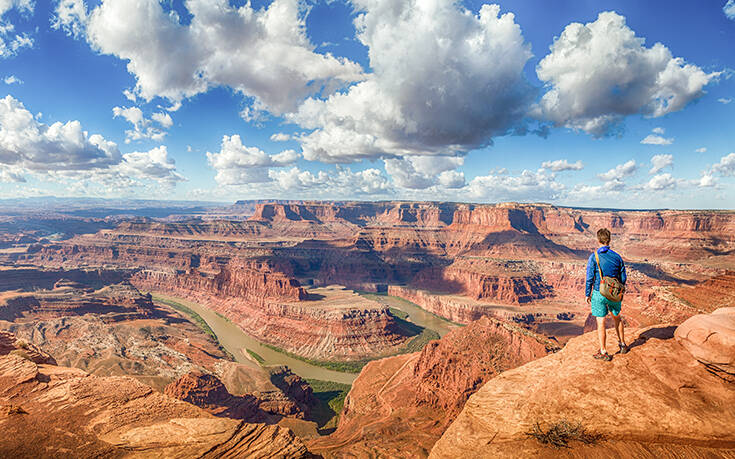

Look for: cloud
[640,126,673,145]
[697,173,716,188]
[725,0,735,20]
[0,165,25,182]
[51,0,87,39]
[598,160,638,181]
[117,145,184,183]
[64,0,363,116]
[567,180,626,202]
[0,95,122,172]
[0,0,34,58]
[695,147,707,153]
[649,154,673,174]
[206,134,299,185]
[3,75,21,84]
[467,168,565,202]
[535,11,716,136]
[0,95,184,191]
[384,156,465,190]
[711,152,735,176]
[112,106,172,143]
[289,1,533,162]
[270,132,291,142]
[268,166,391,197]
[644,173,677,191]
[541,159,584,171]
[718,97,733,104]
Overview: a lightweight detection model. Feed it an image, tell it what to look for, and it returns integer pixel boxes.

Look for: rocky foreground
[0,331,313,458]
[430,308,735,458]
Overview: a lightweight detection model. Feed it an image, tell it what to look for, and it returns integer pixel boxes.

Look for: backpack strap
[594,251,604,279]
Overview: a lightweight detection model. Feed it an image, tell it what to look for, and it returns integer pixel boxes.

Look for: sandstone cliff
[0,332,312,458]
[430,312,735,458]
[308,316,558,457]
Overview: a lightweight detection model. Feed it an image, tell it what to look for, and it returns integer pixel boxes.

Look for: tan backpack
[595,252,625,302]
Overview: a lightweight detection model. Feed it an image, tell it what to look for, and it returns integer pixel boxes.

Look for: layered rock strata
[308,316,557,457]
[0,336,312,458]
[430,321,735,458]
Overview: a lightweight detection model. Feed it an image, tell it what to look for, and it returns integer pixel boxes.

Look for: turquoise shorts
[591,290,621,317]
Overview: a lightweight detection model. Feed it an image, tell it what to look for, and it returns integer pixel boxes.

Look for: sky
[0,0,733,208]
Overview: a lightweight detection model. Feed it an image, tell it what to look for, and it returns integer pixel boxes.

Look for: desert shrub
[9,349,31,361]
[526,420,601,448]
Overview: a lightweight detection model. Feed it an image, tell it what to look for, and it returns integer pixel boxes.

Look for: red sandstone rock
[164,370,264,420]
[429,324,735,458]
[308,316,557,457]
[675,307,735,381]
[0,350,312,458]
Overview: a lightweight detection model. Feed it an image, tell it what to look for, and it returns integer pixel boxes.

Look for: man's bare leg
[596,316,607,353]
[612,314,625,346]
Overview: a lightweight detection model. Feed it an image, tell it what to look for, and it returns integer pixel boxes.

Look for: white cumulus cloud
[718,97,732,104]
[725,0,735,20]
[0,0,34,58]
[3,74,21,84]
[598,160,638,182]
[206,134,300,185]
[113,106,172,143]
[117,145,184,183]
[541,159,584,171]
[536,11,717,136]
[270,132,291,142]
[640,126,674,145]
[0,95,122,171]
[63,0,363,116]
[384,156,465,190]
[649,154,673,174]
[268,166,391,197]
[643,173,678,191]
[711,152,735,176]
[467,168,565,202]
[289,1,534,162]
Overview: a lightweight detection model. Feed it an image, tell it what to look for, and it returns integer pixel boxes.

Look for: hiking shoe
[618,343,629,354]
[593,350,612,362]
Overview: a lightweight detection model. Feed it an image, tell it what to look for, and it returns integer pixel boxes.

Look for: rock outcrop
[0,273,232,390]
[0,337,312,458]
[308,316,557,457]
[675,307,735,382]
[430,323,735,458]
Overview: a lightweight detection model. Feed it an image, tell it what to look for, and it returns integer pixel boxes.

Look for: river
[359,292,459,337]
[152,291,454,386]
[152,293,357,385]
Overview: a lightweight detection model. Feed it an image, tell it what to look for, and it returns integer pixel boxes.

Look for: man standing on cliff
[585,228,628,361]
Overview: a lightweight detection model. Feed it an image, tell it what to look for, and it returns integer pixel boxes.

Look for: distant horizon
[1,195,733,213]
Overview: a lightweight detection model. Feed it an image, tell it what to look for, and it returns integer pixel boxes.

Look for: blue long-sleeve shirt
[585,246,626,297]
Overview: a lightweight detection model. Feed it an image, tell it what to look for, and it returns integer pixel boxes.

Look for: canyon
[0,199,734,457]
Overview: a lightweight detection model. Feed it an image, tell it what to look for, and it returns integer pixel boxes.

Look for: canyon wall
[308,316,558,457]
[133,269,412,361]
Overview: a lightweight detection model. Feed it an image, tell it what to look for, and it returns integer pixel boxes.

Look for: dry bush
[526,420,601,448]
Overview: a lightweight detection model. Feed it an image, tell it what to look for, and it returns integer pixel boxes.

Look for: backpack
[595,252,625,302]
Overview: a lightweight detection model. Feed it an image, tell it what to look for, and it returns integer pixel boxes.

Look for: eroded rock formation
[430,323,735,458]
[308,316,558,457]
[0,335,312,458]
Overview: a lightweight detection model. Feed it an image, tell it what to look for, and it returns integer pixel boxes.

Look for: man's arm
[620,258,627,285]
[585,254,595,298]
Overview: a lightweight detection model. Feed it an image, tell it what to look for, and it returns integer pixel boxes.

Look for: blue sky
[0,0,733,208]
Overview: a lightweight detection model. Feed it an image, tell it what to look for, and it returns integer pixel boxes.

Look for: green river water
[152,291,457,385]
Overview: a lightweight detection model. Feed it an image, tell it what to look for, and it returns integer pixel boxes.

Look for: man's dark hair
[597,228,611,245]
